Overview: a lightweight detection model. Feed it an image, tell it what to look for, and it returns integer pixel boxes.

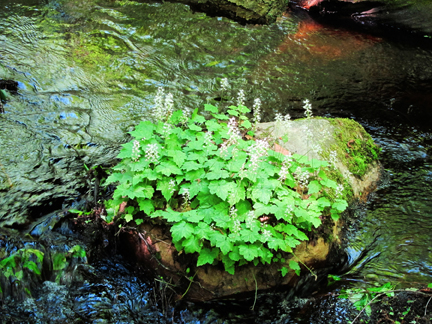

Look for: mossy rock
[121,117,382,302]
[257,118,381,201]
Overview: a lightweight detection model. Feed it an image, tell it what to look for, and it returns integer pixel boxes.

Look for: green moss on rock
[327,118,381,178]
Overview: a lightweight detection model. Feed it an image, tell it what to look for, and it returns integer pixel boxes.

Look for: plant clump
[104,88,348,275]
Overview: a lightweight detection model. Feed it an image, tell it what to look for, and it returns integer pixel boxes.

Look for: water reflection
[1,0,432,321]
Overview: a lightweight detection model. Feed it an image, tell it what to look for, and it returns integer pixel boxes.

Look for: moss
[326,118,381,178]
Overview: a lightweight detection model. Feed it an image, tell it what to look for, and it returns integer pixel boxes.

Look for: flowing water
[1,0,432,322]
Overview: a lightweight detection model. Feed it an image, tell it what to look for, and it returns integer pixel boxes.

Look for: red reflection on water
[300,0,324,10]
[276,16,382,61]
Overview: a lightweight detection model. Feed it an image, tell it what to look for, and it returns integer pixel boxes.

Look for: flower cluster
[161,123,172,138]
[253,98,261,125]
[145,143,159,163]
[275,112,291,130]
[131,140,141,162]
[335,184,344,198]
[220,117,241,156]
[204,131,213,147]
[153,87,175,122]
[168,179,176,194]
[179,108,191,125]
[181,188,190,207]
[294,166,310,187]
[245,211,256,229]
[261,229,272,241]
[221,78,229,92]
[248,139,270,173]
[303,99,313,118]
[237,89,246,107]
[278,154,292,182]
[284,204,294,223]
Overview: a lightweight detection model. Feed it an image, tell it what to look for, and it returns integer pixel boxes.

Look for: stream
[1,0,432,322]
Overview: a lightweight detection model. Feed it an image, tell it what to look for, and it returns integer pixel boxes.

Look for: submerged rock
[120,117,382,302]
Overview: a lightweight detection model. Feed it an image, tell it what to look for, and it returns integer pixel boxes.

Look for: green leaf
[226,154,247,172]
[205,159,226,172]
[214,236,233,255]
[117,142,133,159]
[221,254,235,275]
[151,209,182,222]
[182,210,204,223]
[0,89,7,102]
[289,260,301,276]
[157,178,175,201]
[205,169,230,180]
[209,180,236,201]
[205,60,219,67]
[317,197,331,208]
[240,119,252,129]
[188,179,209,198]
[105,171,131,185]
[229,247,241,261]
[213,113,230,120]
[193,222,213,239]
[320,178,337,189]
[124,214,133,223]
[205,119,222,132]
[120,183,154,199]
[138,199,154,215]
[183,161,202,171]
[227,109,239,116]
[333,199,348,212]
[331,211,340,221]
[155,161,183,176]
[228,184,246,206]
[171,221,195,242]
[23,261,41,275]
[130,121,155,140]
[236,105,250,114]
[260,162,279,177]
[308,180,322,195]
[280,266,289,277]
[239,244,259,261]
[68,245,86,258]
[197,193,221,209]
[52,253,67,271]
[239,228,261,244]
[135,219,144,225]
[15,269,24,280]
[253,202,278,217]
[204,104,218,113]
[185,168,206,182]
[197,248,219,266]
[183,235,202,254]
[190,109,206,123]
[68,209,83,216]
[166,150,186,167]
[189,123,202,131]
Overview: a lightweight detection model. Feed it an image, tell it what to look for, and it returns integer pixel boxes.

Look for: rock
[173,0,288,24]
[257,118,382,200]
[120,118,381,301]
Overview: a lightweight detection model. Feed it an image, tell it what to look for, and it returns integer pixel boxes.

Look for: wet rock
[0,79,18,93]
[120,118,382,302]
[170,0,288,24]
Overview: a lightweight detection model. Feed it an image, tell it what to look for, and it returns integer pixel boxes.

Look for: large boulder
[119,117,381,301]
